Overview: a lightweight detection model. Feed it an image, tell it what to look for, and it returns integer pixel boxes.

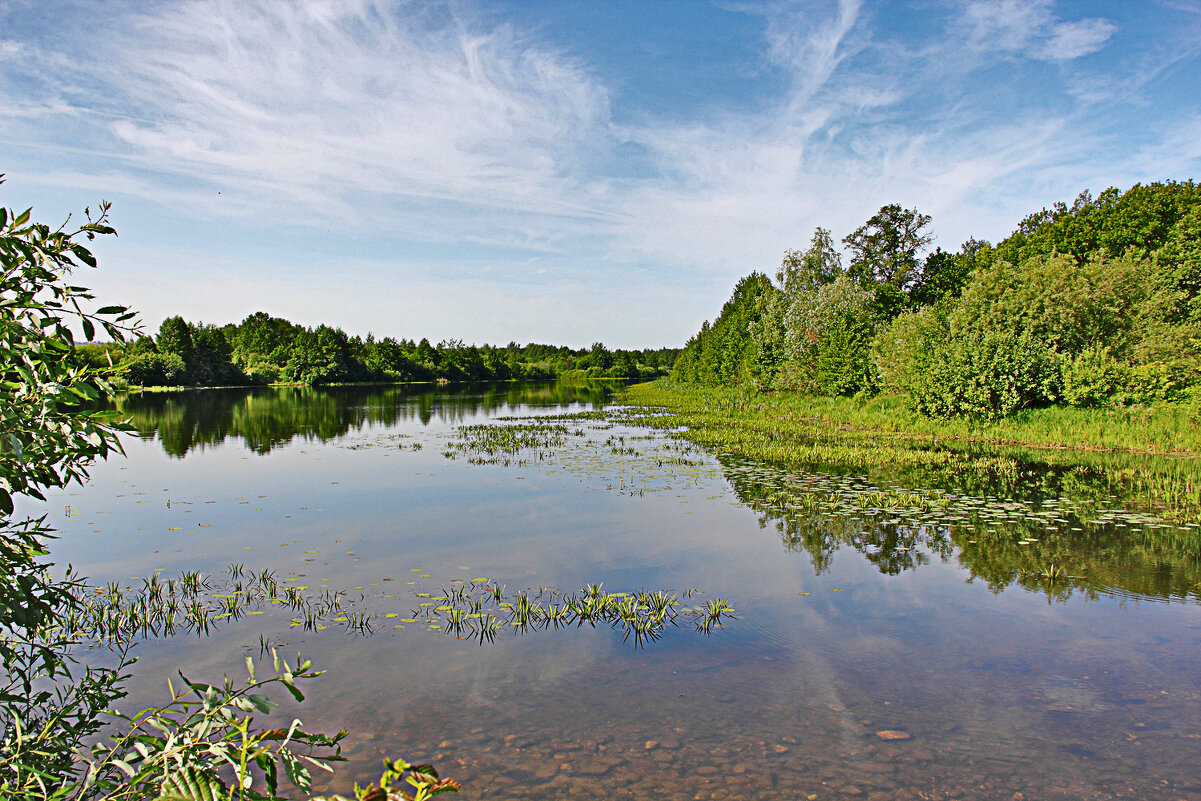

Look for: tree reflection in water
[111,381,615,457]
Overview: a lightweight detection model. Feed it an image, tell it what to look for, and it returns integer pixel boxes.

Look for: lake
[27,382,1201,800]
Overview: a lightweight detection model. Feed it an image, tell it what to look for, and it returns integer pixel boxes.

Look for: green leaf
[82,317,95,342]
[155,766,226,801]
[96,305,125,314]
[71,245,97,268]
[256,752,279,796]
[246,693,278,714]
[281,751,312,791]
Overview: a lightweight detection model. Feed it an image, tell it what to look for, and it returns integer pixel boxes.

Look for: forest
[671,180,1201,419]
[78,313,679,388]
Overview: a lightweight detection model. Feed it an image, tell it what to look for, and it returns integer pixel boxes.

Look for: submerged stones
[875,730,911,741]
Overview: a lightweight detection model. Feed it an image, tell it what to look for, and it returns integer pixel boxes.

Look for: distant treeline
[78,312,680,387]
[673,180,1201,418]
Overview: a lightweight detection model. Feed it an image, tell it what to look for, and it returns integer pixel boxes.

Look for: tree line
[672,180,1201,418]
[78,313,680,387]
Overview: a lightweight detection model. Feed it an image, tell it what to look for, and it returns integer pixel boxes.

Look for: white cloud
[1039,18,1119,61]
[959,0,1115,62]
[3,0,1198,346]
[84,0,616,229]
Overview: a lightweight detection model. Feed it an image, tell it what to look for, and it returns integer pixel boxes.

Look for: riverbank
[619,381,1201,522]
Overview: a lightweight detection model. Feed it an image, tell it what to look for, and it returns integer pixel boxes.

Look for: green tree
[284,325,351,385]
[778,227,842,295]
[844,204,933,318]
[155,316,195,376]
[783,274,879,395]
[908,240,984,307]
[188,322,243,386]
[995,181,1201,266]
[672,273,777,386]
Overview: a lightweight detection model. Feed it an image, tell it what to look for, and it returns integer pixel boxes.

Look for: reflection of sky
[25,388,1201,798]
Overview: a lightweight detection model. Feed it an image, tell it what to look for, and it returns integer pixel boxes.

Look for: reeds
[620,381,1201,523]
[413,580,735,647]
[62,563,370,644]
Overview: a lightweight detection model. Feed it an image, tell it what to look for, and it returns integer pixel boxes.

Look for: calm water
[26,382,1201,800]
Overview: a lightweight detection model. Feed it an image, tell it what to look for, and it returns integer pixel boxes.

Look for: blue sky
[2,0,1199,348]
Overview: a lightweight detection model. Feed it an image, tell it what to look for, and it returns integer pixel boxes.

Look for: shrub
[872,302,949,397]
[815,315,874,396]
[1121,362,1189,405]
[908,328,1063,419]
[1062,347,1127,407]
[125,351,188,386]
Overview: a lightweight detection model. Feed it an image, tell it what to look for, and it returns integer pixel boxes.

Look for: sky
[2,0,1199,349]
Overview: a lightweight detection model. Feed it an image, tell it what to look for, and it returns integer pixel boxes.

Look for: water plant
[408,580,734,647]
[620,381,1201,523]
[62,563,370,645]
[442,421,581,465]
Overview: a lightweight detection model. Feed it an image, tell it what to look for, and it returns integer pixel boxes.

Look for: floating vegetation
[439,413,721,496]
[442,421,579,464]
[411,581,734,647]
[62,564,732,651]
[620,382,1201,524]
[63,563,370,643]
[717,455,1201,603]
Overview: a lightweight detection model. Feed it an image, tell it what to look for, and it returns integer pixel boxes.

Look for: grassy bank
[619,381,1201,522]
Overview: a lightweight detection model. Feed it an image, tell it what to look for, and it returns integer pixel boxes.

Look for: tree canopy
[676,180,1201,419]
[111,313,680,388]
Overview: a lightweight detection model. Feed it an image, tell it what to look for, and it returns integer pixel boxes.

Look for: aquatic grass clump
[442,421,581,464]
[411,580,735,647]
[620,381,1201,523]
[64,563,373,644]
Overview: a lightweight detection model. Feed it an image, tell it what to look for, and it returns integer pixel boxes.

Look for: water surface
[29,382,1201,800]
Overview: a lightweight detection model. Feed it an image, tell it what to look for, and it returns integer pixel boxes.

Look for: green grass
[618,381,1201,522]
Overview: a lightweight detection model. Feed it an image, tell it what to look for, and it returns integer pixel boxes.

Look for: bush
[872,302,949,397]
[125,351,188,386]
[909,329,1063,419]
[815,315,874,396]
[242,355,283,385]
[896,253,1159,419]
[1121,362,1189,405]
[1062,347,1127,407]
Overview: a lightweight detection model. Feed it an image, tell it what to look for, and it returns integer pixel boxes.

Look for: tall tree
[844,204,933,318]
[844,204,932,286]
[778,227,842,295]
[156,316,195,373]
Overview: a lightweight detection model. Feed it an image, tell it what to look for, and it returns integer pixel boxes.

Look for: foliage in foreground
[0,180,457,799]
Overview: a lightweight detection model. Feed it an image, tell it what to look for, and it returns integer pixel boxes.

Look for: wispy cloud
[959,0,1115,61]
[1,0,1198,345]
[45,0,617,231]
